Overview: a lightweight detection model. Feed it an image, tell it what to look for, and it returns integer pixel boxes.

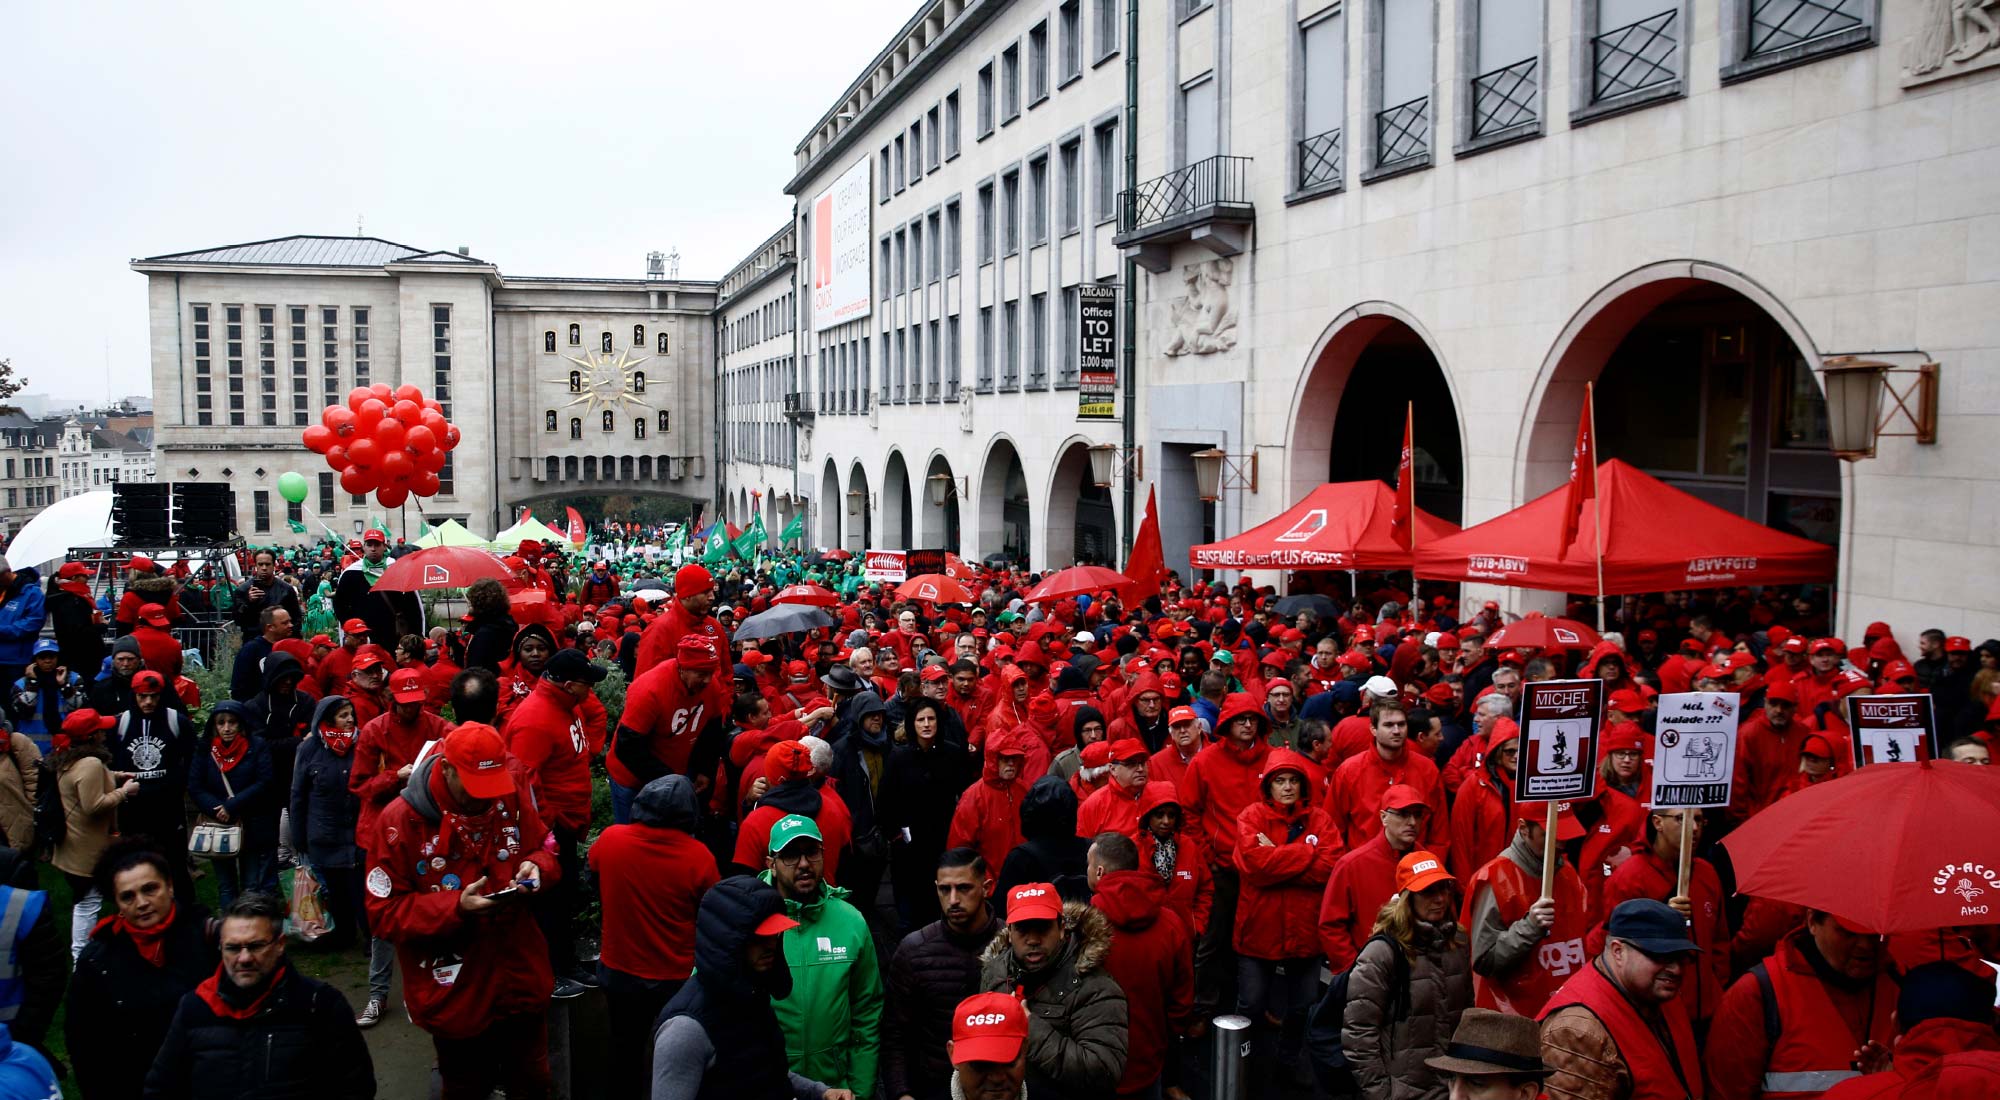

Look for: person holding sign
[1587,807,1732,1029]
[1462,802,1589,1018]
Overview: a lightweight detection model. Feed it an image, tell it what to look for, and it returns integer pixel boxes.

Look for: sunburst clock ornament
[550,348,654,415]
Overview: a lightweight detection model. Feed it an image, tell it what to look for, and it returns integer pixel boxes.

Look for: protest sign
[1847,693,1937,768]
[1513,679,1604,802]
[1651,692,1740,810]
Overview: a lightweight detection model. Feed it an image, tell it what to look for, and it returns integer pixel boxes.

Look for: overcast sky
[0,1,918,403]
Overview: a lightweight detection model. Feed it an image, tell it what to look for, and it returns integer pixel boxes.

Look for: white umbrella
[3,490,114,570]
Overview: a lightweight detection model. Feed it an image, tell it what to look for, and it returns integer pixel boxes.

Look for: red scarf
[57,580,92,600]
[318,726,356,757]
[195,964,288,1020]
[211,734,249,772]
[426,765,503,866]
[92,902,179,967]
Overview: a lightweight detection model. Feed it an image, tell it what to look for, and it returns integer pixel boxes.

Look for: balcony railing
[1592,10,1677,101]
[1749,0,1863,56]
[1470,57,1539,138]
[1119,154,1253,234]
[782,392,814,419]
[1298,127,1342,190]
[1375,96,1430,169]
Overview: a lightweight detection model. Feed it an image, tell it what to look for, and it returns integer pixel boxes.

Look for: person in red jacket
[1706,912,1899,1100]
[1088,832,1196,1100]
[1538,899,1705,1100]
[632,563,730,675]
[317,620,368,697]
[1463,802,1589,1018]
[734,739,853,882]
[1728,679,1824,825]
[609,633,728,823]
[363,723,561,1100]
[1075,738,1149,839]
[1818,963,2000,1100]
[502,648,607,992]
[345,647,394,728]
[947,726,1030,877]
[1318,783,1430,972]
[1148,706,1204,792]
[577,561,620,605]
[1450,720,1519,880]
[1135,781,1213,939]
[1328,699,1451,858]
[1180,692,1273,1016]
[587,773,719,1100]
[1586,806,1732,1028]
[1232,748,1340,1081]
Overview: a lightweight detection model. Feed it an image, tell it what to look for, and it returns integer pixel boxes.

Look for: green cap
[995,611,1021,625]
[768,813,823,853]
[1212,650,1234,665]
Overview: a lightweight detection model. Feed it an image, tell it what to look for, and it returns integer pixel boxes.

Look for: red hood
[1260,747,1319,805]
[1216,691,1270,736]
[1892,1017,2000,1082]
[1092,869,1167,931]
[1139,779,1182,815]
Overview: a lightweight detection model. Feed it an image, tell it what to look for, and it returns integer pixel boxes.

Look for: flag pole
[1587,381,1606,632]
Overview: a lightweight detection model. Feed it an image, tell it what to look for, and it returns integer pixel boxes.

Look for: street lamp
[1191,448,1258,502]
[1087,443,1143,488]
[1818,356,1938,460]
[847,488,865,516]
[926,472,968,508]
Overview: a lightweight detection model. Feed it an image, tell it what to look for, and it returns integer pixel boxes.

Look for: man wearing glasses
[143,890,375,1098]
[762,814,884,1099]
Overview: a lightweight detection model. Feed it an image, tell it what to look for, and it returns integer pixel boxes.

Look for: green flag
[778,512,806,545]
[287,519,308,534]
[702,525,730,564]
[733,515,767,558]
[664,526,686,555]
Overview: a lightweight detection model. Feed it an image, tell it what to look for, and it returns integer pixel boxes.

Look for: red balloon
[369,382,394,402]
[415,448,446,473]
[412,471,441,497]
[392,399,423,427]
[423,398,443,413]
[419,410,448,437]
[324,406,357,438]
[355,398,387,435]
[380,450,415,481]
[375,484,409,509]
[347,387,374,412]
[405,426,437,453]
[442,425,462,451]
[340,467,375,495]
[325,445,351,471]
[374,418,406,450]
[302,425,334,453]
[347,437,382,469]
[393,384,424,404]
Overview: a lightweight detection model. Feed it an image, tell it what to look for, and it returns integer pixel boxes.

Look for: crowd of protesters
[0,524,1995,1100]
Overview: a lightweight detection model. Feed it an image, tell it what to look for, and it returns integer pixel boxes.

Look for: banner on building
[1651,692,1739,809]
[1077,283,1119,420]
[1847,693,1937,768]
[1513,679,1604,802]
[811,158,874,332]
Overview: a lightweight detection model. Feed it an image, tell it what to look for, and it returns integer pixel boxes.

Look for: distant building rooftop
[137,235,431,267]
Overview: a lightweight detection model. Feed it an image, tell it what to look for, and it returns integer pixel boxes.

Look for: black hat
[820,665,865,694]
[545,648,607,685]
[1606,898,1700,956]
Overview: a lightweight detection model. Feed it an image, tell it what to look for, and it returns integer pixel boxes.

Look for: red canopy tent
[1189,480,1459,570]
[1413,459,1837,592]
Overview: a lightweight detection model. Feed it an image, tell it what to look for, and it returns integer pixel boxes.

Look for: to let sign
[1651,692,1739,810]
[1514,679,1603,802]
[1847,694,1937,768]
[1078,284,1118,420]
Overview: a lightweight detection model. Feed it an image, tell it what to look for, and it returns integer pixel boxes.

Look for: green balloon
[277,471,310,504]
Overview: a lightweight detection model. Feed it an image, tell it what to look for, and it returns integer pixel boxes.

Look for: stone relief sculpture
[1904,0,2000,81]
[1161,257,1238,357]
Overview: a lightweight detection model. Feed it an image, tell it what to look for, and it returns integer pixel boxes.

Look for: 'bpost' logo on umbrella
[918,581,940,601]
[423,564,450,585]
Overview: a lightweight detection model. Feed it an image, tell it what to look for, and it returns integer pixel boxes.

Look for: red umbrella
[1723,761,2000,932]
[773,583,839,608]
[896,573,970,604]
[371,546,511,592]
[1024,565,1138,604]
[820,548,853,561]
[1485,612,1602,651]
[944,553,976,581]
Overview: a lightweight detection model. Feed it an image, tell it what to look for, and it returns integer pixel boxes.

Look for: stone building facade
[717,223,808,540]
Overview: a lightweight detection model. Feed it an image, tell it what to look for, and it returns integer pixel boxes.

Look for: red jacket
[633,601,730,677]
[1587,850,1732,1023]
[733,784,853,882]
[503,678,596,831]
[1149,741,1199,794]
[316,644,358,698]
[349,708,453,844]
[1463,847,1590,1017]
[588,809,718,981]
[132,623,183,681]
[1326,715,1374,767]
[1706,928,1899,1100]
[1541,958,1704,1100]
[947,727,1030,875]
[1819,1018,2000,1100]
[1075,778,1146,840]
[1181,728,1271,868]
[1730,713,1823,823]
[1316,832,1402,972]
[1573,788,1647,926]
[1133,781,1213,938]
[1232,750,1341,961]
[1327,745,1451,857]
[1093,870,1195,1097]
[1449,764,1513,881]
[363,756,560,1040]
[610,658,725,789]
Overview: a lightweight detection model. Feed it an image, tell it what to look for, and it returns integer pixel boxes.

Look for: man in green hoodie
[764,813,884,1098]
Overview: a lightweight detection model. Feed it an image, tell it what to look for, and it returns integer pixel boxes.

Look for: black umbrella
[1274,593,1341,620]
[733,602,839,641]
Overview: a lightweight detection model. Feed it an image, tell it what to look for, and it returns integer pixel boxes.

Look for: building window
[945,200,963,275]
[634,418,647,440]
[1093,120,1120,222]
[1002,169,1021,254]
[602,410,615,432]
[977,183,996,263]
[1095,0,1120,60]
[1029,293,1048,387]
[947,315,962,399]
[894,135,907,193]
[945,91,961,158]
[659,410,670,433]
[1300,10,1346,189]
[977,306,994,391]
[315,472,334,515]
[192,304,212,426]
[1001,43,1021,121]
[1586,0,1679,108]
[545,330,557,352]
[926,104,941,170]
[433,305,453,418]
[658,331,670,354]
[1467,0,1542,142]
[546,410,558,431]
[895,230,908,294]
[909,121,923,184]
[1028,21,1050,104]
[1002,300,1020,390]
[252,490,270,533]
[1373,0,1434,171]
[978,62,995,136]
[287,498,304,525]
[287,305,309,426]
[1028,155,1049,243]
[925,211,942,282]
[226,305,245,426]
[569,323,580,345]
[1061,286,1080,387]
[352,306,369,388]
[1729,0,1867,74]
[880,145,893,201]
[1180,73,1219,166]
[1060,1,1083,81]
[1059,139,1082,234]
[571,418,583,439]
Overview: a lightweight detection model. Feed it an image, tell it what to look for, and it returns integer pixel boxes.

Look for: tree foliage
[0,358,23,404]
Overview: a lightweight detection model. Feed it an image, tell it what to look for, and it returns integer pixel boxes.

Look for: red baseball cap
[676,634,720,670]
[1395,850,1453,894]
[1608,689,1649,714]
[766,740,814,783]
[753,910,800,936]
[1108,738,1149,763]
[390,668,428,704]
[952,992,1030,1065]
[1764,678,1800,703]
[740,649,772,666]
[1800,734,1836,760]
[132,670,165,693]
[139,603,170,627]
[1946,636,1973,653]
[1006,882,1063,924]
[342,618,370,635]
[1379,783,1430,813]
[1167,706,1198,726]
[441,723,514,798]
[1517,801,1586,841]
[920,664,949,683]
[309,633,335,648]
[351,649,387,671]
[363,528,387,543]
[56,562,89,579]
[60,709,118,737]
[1882,659,1918,683]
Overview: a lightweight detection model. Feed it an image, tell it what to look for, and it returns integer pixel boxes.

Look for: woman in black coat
[66,840,219,1100]
[461,578,519,676]
[878,697,976,931]
[289,695,363,948]
[186,701,277,907]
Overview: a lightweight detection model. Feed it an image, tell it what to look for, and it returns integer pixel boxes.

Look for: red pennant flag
[1558,385,1597,562]
[1123,486,1168,595]
[1391,403,1415,549]
[565,506,587,546]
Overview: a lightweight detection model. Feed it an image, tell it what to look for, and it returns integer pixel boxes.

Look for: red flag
[1123,486,1168,594]
[565,506,586,546]
[1558,385,1597,561]
[1391,404,1415,549]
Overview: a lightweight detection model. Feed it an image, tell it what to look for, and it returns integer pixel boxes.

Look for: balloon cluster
[301,384,461,509]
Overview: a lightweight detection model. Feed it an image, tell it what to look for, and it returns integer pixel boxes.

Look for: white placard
[1651,692,1739,810]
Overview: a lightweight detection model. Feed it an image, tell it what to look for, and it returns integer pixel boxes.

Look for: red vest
[1463,851,1590,1017]
[1540,960,1702,1100]
[1759,937,1898,1099]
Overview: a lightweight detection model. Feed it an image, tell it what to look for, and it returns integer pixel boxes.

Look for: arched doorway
[883,451,914,550]
[1525,270,1840,544]
[819,460,841,548]
[977,438,1030,565]
[921,454,963,553]
[1045,440,1117,568]
[1289,306,1465,524]
[847,461,872,552]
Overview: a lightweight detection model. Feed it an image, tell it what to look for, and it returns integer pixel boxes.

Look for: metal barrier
[1210,1013,1252,1100]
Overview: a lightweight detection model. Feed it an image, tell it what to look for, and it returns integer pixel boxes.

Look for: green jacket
[759,872,884,1097]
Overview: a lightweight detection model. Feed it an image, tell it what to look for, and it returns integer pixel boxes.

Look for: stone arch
[976,435,1029,565]
[1044,436,1119,569]
[847,460,873,552]
[920,451,964,555]
[883,450,914,550]
[819,458,841,548]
